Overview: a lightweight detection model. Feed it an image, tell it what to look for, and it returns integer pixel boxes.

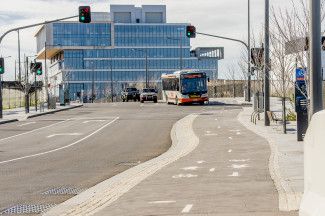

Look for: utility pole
[247,0,252,102]
[264,0,271,126]
[44,41,50,108]
[180,30,183,71]
[34,69,38,112]
[309,0,323,115]
[145,49,148,88]
[17,30,21,82]
[91,61,95,103]
[25,55,30,114]
[110,57,114,103]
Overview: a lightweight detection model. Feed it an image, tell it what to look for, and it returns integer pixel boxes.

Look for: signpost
[295,68,308,141]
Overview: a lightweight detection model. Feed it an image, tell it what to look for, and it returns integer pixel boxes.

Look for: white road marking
[206,131,211,134]
[148,201,176,204]
[82,120,106,124]
[228,149,233,153]
[217,126,221,129]
[47,133,83,138]
[181,204,193,213]
[228,137,233,140]
[228,172,239,177]
[205,133,218,136]
[209,168,216,172]
[215,118,218,121]
[229,159,250,162]
[0,117,119,165]
[230,164,249,169]
[197,160,206,164]
[236,132,241,135]
[172,174,198,179]
[181,166,200,171]
[18,122,36,127]
[230,129,241,132]
[0,119,71,145]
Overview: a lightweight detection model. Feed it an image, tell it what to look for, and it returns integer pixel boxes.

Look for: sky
[0,0,294,80]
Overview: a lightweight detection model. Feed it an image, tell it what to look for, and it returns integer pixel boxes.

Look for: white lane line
[148,201,176,204]
[197,160,206,164]
[181,204,193,213]
[18,122,36,127]
[172,174,198,179]
[228,137,233,140]
[229,159,250,162]
[215,118,218,121]
[236,132,241,135]
[230,164,249,169]
[0,119,71,145]
[47,133,83,138]
[181,166,200,171]
[82,120,106,124]
[217,126,221,129]
[209,168,215,172]
[205,133,218,136]
[228,149,233,153]
[206,131,211,134]
[0,117,119,165]
[228,172,239,177]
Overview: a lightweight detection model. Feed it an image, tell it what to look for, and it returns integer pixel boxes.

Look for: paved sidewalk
[0,103,83,124]
[93,107,297,215]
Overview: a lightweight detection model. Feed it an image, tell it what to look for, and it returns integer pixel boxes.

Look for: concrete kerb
[43,113,200,216]
[238,107,301,211]
[0,119,19,125]
[27,104,84,119]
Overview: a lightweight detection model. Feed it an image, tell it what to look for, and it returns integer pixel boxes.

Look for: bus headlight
[181,95,189,98]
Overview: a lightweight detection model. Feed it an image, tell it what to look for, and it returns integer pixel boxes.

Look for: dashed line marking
[228,172,239,177]
[181,204,193,213]
[181,166,200,171]
[149,201,176,204]
[172,174,198,179]
[197,160,206,164]
[228,137,233,140]
[228,149,233,153]
[47,133,83,138]
[209,168,215,172]
[217,126,221,129]
[205,133,218,136]
[229,159,250,162]
[82,120,106,124]
[230,164,249,169]
[236,132,241,135]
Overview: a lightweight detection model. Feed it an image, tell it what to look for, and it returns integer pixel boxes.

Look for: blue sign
[296,68,306,81]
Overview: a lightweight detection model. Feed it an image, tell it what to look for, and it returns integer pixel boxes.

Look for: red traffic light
[186,25,196,38]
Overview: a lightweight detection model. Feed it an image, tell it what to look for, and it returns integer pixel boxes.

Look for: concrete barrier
[300,110,325,216]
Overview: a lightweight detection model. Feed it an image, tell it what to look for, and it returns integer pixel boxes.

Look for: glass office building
[35,5,221,100]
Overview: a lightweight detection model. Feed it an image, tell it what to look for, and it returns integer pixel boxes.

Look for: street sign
[251,48,264,68]
[296,68,306,81]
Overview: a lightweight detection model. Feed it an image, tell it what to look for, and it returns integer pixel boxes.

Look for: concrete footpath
[85,107,298,215]
[0,103,83,124]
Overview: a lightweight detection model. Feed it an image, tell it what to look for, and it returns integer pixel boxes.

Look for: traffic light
[79,6,91,23]
[31,62,43,76]
[186,25,196,38]
[0,58,4,74]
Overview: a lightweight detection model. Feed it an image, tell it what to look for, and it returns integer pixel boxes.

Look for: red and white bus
[161,70,209,105]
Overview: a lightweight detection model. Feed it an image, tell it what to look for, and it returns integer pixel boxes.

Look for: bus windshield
[181,77,207,94]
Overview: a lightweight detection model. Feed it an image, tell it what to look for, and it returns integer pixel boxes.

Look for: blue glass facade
[46,23,218,100]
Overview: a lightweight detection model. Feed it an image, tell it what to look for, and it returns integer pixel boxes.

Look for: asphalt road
[0,102,224,215]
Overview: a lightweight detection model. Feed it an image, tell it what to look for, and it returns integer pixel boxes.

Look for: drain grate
[42,186,84,195]
[1,204,55,215]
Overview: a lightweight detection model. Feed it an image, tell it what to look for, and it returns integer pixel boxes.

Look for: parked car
[140,88,158,103]
[121,87,140,102]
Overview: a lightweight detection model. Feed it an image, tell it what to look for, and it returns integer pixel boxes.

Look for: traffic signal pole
[0,74,3,118]
[264,0,270,126]
[310,0,323,115]
[0,15,78,119]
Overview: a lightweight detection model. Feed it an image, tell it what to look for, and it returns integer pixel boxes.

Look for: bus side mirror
[207,77,210,82]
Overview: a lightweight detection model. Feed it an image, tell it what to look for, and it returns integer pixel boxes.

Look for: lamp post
[264,0,271,126]
[131,48,149,88]
[248,0,252,102]
[0,56,12,119]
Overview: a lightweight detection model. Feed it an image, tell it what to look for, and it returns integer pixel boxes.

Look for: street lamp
[264,0,271,126]
[131,48,149,88]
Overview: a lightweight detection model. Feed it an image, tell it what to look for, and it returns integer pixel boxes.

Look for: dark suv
[121,88,140,102]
